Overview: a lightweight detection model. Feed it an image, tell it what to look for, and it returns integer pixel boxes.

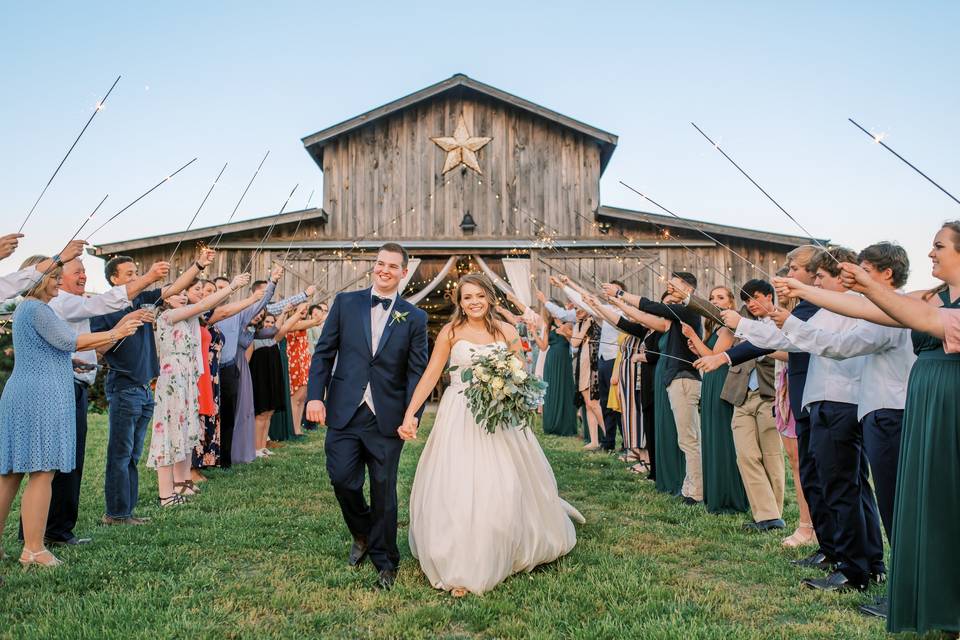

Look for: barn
[90,73,817,332]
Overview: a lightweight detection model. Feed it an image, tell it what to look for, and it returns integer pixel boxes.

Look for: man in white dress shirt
[35,257,169,546]
[0,238,86,301]
[724,248,884,592]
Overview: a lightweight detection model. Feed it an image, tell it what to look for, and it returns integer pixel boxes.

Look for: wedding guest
[772,351,815,547]
[90,249,215,525]
[35,255,169,547]
[306,303,328,353]
[0,257,141,568]
[213,276,230,290]
[213,266,281,469]
[0,239,85,300]
[681,285,749,516]
[250,307,303,457]
[604,292,675,489]
[606,275,703,504]
[286,306,324,436]
[571,310,603,450]
[535,292,577,436]
[148,273,250,505]
[699,246,838,573]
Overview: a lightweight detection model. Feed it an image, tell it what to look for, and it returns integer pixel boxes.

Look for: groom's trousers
[325,404,404,571]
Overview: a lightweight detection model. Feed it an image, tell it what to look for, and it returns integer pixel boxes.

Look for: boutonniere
[389,310,410,326]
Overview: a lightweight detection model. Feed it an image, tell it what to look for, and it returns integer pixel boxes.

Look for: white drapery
[501,258,532,307]
[472,255,515,297]
[399,258,421,294]
[405,255,458,305]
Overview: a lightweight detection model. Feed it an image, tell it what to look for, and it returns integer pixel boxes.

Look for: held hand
[305,400,326,425]
[535,290,547,304]
[147,261,171,282]
[680,321,697,340]
[720,309,742,331]
[770,306,791,329]
[197,248,216,268]
[839,262,874,293]
[772,276,805,300]
[505,290,519,305]
[59,239,87,263]
[601,282,621,298]
[694,353,727,374]
[558,274,570,285]
[230,273,251,290]
[295,302,309,318]
[0,233,24,260]
[582,293,601,309]
[114,315,144,338]
[397,416,419,441]
[270,264,284,283]
[548,275,562,288]
[305,284,317,297]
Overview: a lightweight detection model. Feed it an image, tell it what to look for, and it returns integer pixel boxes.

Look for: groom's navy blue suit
[307,288,428,571]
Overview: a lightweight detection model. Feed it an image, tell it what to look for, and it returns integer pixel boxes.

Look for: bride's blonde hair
[448,273,506,343]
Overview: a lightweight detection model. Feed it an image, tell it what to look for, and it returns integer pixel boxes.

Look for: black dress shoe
[741,519,786,532]
[681,496,702,506]
[348,537,369,567]
[376,569,397,590]
[790,551,833,571]
[802,570,867,592]
[858,597,888,619]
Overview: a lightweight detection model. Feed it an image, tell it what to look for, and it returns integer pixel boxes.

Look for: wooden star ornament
[431,114,492,175]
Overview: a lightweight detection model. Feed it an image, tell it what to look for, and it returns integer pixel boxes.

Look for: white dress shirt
[47,285,131,385]
[735,306,864,411]
[362,289,397,413]
[781,314,915,420]
[0,266,44,300]
[545,286,621,360]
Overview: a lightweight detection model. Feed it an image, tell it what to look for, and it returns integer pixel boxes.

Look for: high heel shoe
[19,547,62,568]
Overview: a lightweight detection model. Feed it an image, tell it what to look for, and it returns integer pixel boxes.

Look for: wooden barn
[90,74,817,331]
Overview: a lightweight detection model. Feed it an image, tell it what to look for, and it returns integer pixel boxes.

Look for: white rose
[480,373,491,382]
[513,370,528,382]
[491,377,504,390]
[509,357,523,371]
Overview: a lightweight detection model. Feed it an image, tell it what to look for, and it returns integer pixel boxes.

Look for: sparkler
[211,150,270,249]
[848,118,960,206]
[242,184,299,273]
[69,194,110,244]
[85,158,198,241]
[18,75,121,233]
[690,122,837,263]
[168,162,228,266]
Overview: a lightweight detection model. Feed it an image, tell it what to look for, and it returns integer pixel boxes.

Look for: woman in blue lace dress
[0,257,141,568]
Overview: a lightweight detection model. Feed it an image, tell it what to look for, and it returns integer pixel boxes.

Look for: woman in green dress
[538,310,578,436]
[268,337,296,442]
[683,286,748,515]
[652,330,685,496]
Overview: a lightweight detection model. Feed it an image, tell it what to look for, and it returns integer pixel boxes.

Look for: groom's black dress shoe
[802,570,868,592]
[376,569,397,591]
[348,537,369,567]
[790,551,833,571]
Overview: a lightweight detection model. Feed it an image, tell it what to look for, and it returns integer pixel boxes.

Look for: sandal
[19,547,62,568]
[174,481,199,496]
[159,494,187,508]
[629,461,650,474]
[451,587,469,598]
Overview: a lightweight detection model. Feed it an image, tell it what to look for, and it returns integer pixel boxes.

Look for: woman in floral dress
[286,306,325,435]
[148,274,248,506]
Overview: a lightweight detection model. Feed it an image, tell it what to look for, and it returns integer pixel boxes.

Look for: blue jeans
[104,386,154,519]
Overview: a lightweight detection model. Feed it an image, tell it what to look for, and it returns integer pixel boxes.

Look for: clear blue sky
[3,1,957,292]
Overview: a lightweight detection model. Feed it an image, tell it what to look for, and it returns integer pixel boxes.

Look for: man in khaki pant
[687,279,785,528]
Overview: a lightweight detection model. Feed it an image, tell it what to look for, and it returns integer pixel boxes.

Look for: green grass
[0,411,921,639]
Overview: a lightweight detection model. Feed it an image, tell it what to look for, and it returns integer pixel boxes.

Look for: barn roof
[301,74,620,173]
[597,205,829,250]
[87,208,326,256]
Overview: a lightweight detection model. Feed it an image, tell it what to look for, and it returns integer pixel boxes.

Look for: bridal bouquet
[448,345,548,434]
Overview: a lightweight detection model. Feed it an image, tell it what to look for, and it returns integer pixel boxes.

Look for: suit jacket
[306,288,429,437]
[720,345,776,407]
[725,300,819,418]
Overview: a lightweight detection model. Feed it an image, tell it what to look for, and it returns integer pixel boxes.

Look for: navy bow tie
[371,295,391,310]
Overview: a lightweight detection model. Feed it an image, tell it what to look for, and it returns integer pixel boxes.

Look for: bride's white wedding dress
[408,340,585,595]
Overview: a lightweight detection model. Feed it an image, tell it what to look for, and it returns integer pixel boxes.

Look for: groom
[305,242,428,590]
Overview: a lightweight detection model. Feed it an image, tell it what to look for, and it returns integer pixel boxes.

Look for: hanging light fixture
[460,210,477,235]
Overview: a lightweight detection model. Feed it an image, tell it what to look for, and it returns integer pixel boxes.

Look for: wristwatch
[615,289,625,298]
[52,254,64,268]
[194,260,206,271]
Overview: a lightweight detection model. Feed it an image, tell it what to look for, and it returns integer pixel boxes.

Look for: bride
[399,274,584,597]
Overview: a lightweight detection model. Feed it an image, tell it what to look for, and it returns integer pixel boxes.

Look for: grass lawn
[0,411,921,639]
